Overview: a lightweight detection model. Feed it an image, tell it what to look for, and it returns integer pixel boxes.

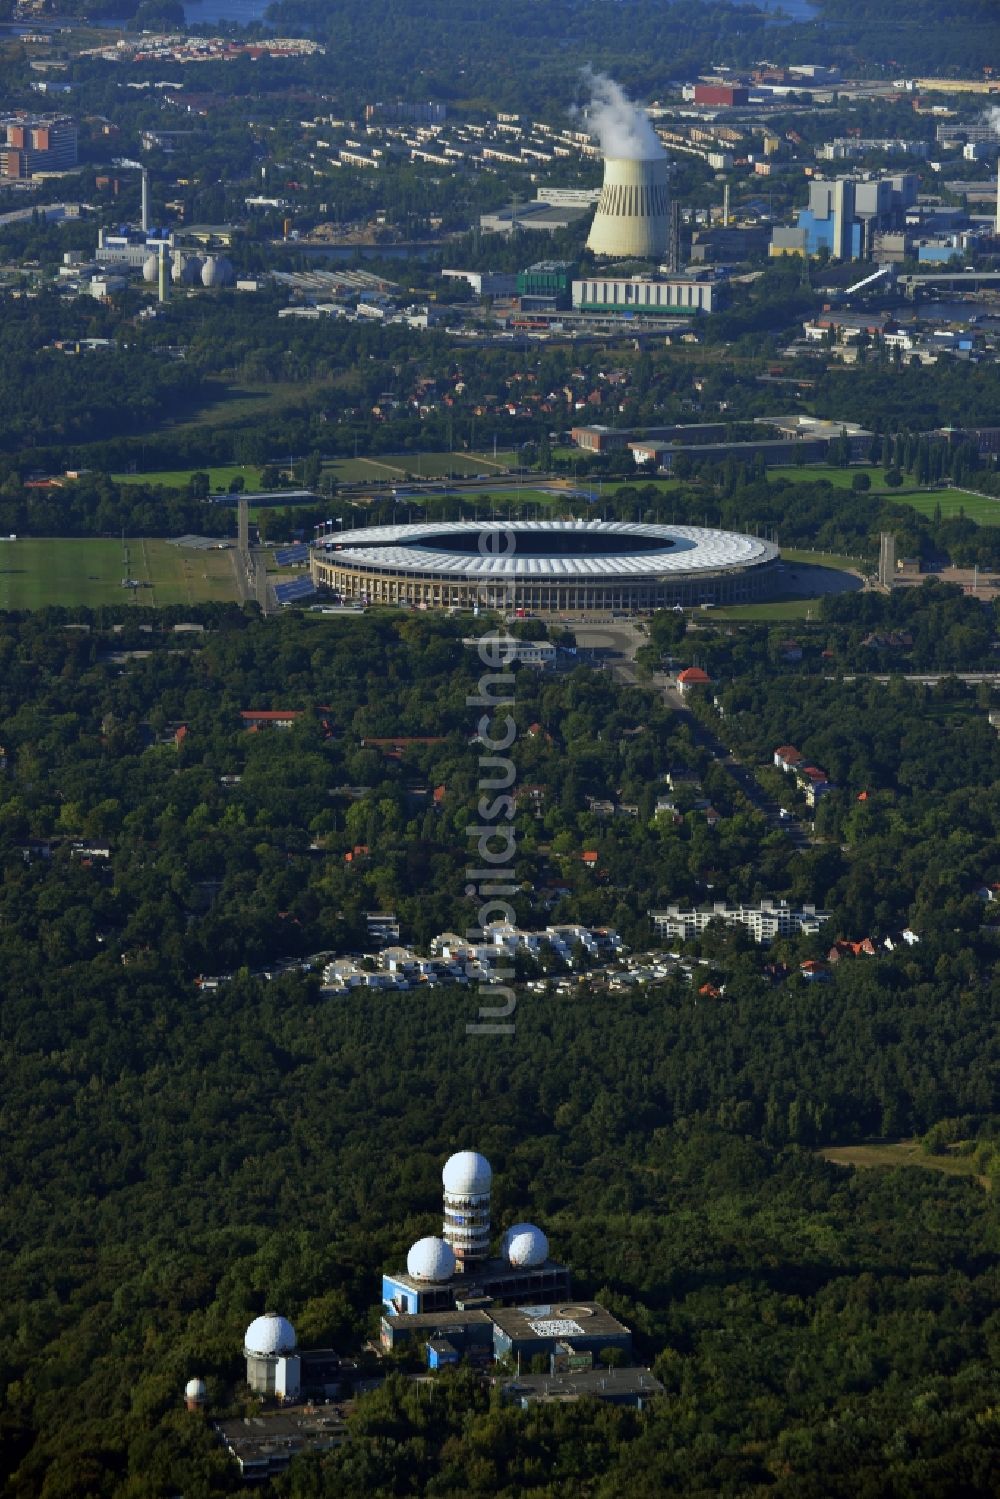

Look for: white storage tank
[172,253,203,285]
[201,254,235,288]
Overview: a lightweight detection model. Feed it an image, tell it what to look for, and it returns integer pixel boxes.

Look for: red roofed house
[676,666,711,697]
[828,938,877,962]
[774,745,804,772]
[580,850,599,867]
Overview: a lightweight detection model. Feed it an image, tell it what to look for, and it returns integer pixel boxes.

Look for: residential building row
[320,922,623,993]
[648,899,831,944]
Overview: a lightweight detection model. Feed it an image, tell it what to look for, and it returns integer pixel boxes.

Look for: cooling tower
[586,155,669,259]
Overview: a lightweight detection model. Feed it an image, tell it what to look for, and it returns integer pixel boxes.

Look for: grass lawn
[709,598,824,622]
[603,477,685,496]
[172,377,327,432]
[819,1140,988,1189]
[327,452,522,484]
[0,538,241,610]
[767,464,921,494]
[466,450,520,471]
[902,489,1000,527]
[113,465,262,493]
[325,457,405,483]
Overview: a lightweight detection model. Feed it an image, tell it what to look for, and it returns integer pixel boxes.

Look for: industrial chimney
[586,154,670,258]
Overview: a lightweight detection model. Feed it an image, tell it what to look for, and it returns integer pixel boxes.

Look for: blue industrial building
[771,174,918,260]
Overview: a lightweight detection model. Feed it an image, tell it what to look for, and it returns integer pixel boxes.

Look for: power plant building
[572,274,719,315]
[771,174,919,259]
[586,154,670,259]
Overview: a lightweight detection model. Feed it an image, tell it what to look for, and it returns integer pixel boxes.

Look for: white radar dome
[501,1223,549,1268]
[244,1312,297,1356]
[407,1236,456,1282]
[442,1150,492,1196]
[142,253,159,284]
[185,1377,207,1401]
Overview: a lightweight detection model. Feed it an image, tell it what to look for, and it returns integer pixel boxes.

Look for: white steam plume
[578,69,665,161]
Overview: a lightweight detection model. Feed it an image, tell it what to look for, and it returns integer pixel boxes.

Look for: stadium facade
[310,520,779,613]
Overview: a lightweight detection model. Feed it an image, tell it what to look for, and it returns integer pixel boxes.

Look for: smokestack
[157,241,169,304]
[995,158,1000,240]
[141,168,150,234]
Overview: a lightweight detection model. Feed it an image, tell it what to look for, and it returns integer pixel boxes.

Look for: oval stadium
[310,519,780,613]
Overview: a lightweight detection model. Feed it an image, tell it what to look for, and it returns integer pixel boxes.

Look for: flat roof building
[502,1365,664,1409]
[649,899,831,944]
[379,1308,495,1354]
[215,1410,348,1481]
[382,1255,572,1317]
[490,1302,633,1364]
[572,274,720,315]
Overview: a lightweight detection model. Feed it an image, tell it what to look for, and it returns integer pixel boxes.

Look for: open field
[604,477,685,497]
[0,538,242,610]
[327,456,407,482]
[764,465,921,494]
[172,377,328,432]
[113,466,263,493]
[819,1139,989,1189]
[328,451,521,484]
[902,489,1000,527]
[707,598,823,621]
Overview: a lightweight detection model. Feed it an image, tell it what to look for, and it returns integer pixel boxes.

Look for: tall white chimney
[141,168,150,234]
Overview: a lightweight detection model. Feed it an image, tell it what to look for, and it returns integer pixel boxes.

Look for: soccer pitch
[0,539,242,610]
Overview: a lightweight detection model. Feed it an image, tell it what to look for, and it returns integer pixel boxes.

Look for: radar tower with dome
[442,1149,492,1269]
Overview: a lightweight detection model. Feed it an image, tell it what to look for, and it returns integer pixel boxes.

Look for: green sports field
[902,490,1000,527]
[113,466,264,493]
[0,539,242,610]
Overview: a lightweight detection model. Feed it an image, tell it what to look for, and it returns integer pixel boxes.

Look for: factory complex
[310,520,780,613]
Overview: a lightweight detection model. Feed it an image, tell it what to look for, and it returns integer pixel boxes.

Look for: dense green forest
[54,0,996,101]
[1,598,999,1493]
